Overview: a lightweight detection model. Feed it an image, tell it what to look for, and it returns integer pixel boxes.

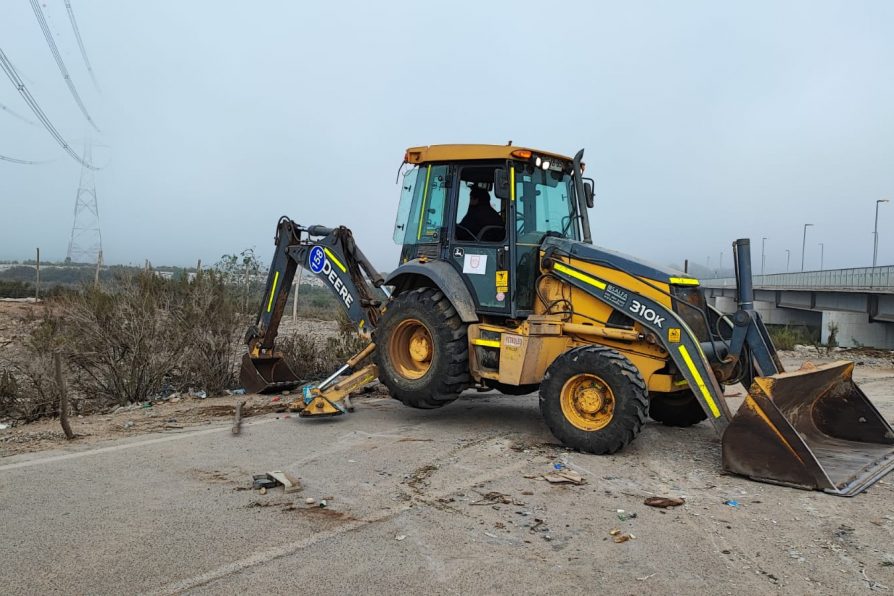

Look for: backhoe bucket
[723,361,894,496]
[239,353,302,394]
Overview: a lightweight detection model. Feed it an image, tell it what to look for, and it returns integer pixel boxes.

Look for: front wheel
[649,390,708,427]
[539,346,648,454]
[373,287,470,409]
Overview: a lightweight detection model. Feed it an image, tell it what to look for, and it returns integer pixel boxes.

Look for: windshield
[514,164,579,243]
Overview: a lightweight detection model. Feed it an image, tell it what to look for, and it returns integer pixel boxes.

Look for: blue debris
[723,500,739,507]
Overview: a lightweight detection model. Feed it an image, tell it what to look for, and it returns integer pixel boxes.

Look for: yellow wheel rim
[560,373,615,431]
[388,318,433,380]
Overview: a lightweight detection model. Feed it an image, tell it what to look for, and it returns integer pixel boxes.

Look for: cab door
[448,165,511,315]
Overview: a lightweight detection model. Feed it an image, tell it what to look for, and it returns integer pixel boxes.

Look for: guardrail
[701,266,894,291]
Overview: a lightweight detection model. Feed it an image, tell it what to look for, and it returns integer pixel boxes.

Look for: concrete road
[2,374,894,595]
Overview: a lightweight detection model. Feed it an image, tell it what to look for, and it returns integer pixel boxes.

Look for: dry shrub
[277,329,368,381]
[0,270,245,422]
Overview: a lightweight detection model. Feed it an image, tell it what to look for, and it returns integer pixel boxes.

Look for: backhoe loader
[242,143,894,496]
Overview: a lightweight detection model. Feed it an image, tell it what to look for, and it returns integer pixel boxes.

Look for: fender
[385,259,479,323]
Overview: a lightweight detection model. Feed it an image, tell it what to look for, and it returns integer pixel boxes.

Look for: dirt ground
[2,301,894,593]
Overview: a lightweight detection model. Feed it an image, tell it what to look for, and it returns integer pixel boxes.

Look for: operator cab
[392,144,594,319]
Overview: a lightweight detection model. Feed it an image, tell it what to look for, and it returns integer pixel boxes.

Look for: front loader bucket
[723,361,894,496]
[240,353,302,394]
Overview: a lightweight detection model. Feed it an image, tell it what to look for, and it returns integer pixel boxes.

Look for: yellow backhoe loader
[241,144,894,496]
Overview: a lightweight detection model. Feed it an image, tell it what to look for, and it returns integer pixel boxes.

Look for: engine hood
[541,236,692,284]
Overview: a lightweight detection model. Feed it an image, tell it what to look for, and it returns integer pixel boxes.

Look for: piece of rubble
[543,470,585,485]
[644,496,685,508]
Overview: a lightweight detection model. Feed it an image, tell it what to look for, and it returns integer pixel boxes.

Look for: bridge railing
[702,266,894,291]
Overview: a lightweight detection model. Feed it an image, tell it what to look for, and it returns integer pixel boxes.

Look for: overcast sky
[1,1,892,273]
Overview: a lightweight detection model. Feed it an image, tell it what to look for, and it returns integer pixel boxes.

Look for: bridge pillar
[821,311,894,349]
[713,296,737,313]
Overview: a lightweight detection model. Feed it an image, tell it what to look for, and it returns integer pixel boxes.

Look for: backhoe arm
[240,217,387,393]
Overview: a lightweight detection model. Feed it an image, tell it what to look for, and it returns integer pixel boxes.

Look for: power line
[0,153,50,165]
[0,100,38,126]
[0,46,96,169]
[64,0,100,92]
[28,0,99,131]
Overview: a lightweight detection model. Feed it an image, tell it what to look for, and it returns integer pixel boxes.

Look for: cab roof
[404,144,573,165]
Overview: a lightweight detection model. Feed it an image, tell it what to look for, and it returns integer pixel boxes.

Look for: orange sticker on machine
[668,328,681,343]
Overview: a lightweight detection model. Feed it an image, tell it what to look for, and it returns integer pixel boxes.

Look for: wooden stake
[94,250,103,288]
[35,247,40,300]
[55,353,74,440]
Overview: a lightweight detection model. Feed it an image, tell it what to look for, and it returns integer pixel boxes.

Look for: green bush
[766,325,820,351]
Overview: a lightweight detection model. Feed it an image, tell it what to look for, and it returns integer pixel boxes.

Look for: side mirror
[583,178,595,208]
[494,168,511,200]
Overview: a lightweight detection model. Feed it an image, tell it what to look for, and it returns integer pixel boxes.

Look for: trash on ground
[267,470,302,493]
[259,487,267,495]
[395,534,406,541]
[123,420,134,429]
[723,499,740,507]
[644,496,686,508]
[319,499,328,508]
[232,388,246,395]
[305,497,316,505]
[611,529,636,543]
[617,509,637,521]
[252,473,282,490]
[0,423,9,430]
[271,396,281,403]
[543,469,585,485]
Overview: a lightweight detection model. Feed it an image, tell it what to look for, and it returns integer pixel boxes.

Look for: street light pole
[785,249,790,272]
[761,237,767,275]
[874,199,889,267]
[801,223,814,271]
[818,242,824,270]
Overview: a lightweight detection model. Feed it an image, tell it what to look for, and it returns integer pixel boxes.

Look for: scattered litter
[319,499,328,508]
[723,500,740,508]
[543,470,585,485]
[305,497,316,505]
[609,528,621,535]
[252,474,281,490]
[644,496,685,508]
[348,459,357,463]
[141,401,153,409]
[271,396,281,403]
[636,574,656,581]
[612,531,635,543]
[123,420,134,429]
[484,531,498,539]
[192,390,207,399]
[267,471,302,493]
[259,487,267,495]
[395,534,406,541]
[0,423,9,430]
[232,388,246,395]
[617,510,637,521]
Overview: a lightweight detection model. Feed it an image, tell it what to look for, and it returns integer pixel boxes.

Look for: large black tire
[539,346,648,454]
[373,287,470,409]
[649,390,708,427]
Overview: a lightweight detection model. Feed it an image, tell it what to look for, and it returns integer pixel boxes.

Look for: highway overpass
[701,266,894,349]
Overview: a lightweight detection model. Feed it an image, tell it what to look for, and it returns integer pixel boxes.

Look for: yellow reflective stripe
[669,277,699,286]
[323,247,347,273]
[417,165,431,240]
[266,271,280,313]
[677,344,721,417]
[510,166,515,201]
[471,338,501,348]
[553,262,606,290]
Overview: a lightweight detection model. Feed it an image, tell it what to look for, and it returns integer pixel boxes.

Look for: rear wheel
[373,287,470,409]
[649,390,708,427]
[539,346,648,454]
